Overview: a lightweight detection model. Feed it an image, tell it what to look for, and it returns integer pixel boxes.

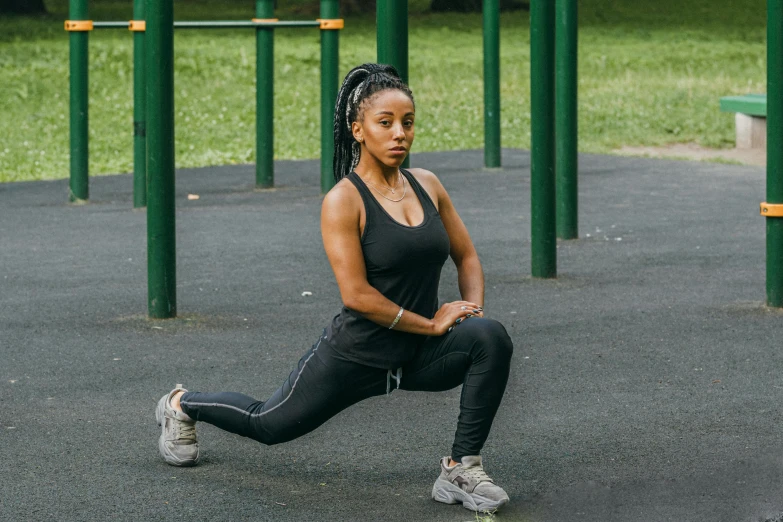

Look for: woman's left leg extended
[178,335,389,446]
[400,317,513,461]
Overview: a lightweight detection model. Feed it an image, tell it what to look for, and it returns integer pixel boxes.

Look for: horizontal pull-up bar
[66,19,341,31]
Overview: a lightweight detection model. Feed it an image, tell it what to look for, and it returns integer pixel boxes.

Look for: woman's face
[352,89,415,170]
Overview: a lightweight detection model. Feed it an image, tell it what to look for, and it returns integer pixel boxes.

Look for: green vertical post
[376,0,408,83]
[530,0,556,278]
[133,0,147,208]
[767,0,783,306]
[320,0,340,193]
[555,0,577,239]
[146,0,176,318]
[483,0,501,168]
[69,0,89,203]
[377,0,409,168]
[256,0,275,188]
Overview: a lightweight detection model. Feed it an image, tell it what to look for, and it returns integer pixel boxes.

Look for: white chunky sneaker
[431,456,509,512]
[155,384,199,467]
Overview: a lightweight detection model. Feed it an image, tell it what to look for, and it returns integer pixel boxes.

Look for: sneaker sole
[156,394,199,467]
[432,478,509,512]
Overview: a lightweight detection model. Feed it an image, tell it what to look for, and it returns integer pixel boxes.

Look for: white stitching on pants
[181,336,324,418]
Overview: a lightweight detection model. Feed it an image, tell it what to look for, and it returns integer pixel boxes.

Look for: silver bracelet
[388,306,404,330]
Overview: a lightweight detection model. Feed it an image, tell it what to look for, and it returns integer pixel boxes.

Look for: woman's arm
[411,169,486,310]
[321,181,479,336]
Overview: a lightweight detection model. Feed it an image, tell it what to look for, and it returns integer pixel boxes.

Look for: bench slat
[720,93,767,117]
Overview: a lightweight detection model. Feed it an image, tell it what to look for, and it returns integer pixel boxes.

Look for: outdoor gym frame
[378,0,783,306]
[65,0,783,315]
[66,0,342,318]
[65,0,342,210]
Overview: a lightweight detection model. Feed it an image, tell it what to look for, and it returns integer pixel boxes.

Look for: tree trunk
[0,0,48,15]
[430,0,528,12]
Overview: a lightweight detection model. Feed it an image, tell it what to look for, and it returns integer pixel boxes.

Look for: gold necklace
[387,171,403,194]
[364,174,407,202]
[364,171,402,193]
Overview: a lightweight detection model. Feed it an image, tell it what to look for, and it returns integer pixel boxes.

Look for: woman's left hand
[447,305,484,332]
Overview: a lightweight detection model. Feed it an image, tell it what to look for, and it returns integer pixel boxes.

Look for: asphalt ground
[2,149,783,522]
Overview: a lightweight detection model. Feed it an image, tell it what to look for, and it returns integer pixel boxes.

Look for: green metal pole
[133,0,147,208]
[483,0,501,168]
[376,0,408,83]
[530,0,556,278]
[377,0,409,168]
[767,0,783,306]
[256,0,275,188]
[69,0,89,203]
[146,0,176,318]
[320,0,339,193]
[555,0,577,239]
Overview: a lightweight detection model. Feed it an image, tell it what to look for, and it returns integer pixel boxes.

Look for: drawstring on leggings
[386,367,402,395]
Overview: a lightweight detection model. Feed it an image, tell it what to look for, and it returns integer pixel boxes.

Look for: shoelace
[459,465,494,484]
[174,421,197,443]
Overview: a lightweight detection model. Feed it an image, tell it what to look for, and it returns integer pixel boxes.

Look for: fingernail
[473,309,480,313]
[466,314,473,318]
[447,326,453,332]
[456,318,463,324]
[478,307,484,311]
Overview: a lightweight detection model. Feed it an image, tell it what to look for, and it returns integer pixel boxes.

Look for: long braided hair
[332,63,415,183]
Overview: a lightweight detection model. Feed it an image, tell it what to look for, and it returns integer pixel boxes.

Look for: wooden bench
[719,93,767,149]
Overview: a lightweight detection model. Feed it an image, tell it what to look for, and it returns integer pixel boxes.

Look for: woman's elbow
[341,291,369,314]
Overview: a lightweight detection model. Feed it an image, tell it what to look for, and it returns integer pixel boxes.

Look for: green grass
[0,0,767,182]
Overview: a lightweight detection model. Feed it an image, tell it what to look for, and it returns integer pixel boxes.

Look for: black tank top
[325,169,451,369]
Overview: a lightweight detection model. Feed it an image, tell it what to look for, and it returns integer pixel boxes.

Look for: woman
[155,63,514,513]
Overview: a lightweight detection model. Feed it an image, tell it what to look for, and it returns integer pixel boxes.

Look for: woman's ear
[351,121,364,143]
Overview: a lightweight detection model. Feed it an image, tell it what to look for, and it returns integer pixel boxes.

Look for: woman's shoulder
[406,167,438,182]
[324,176,360,199]
[406,167,445,202]
[322,177,363,219]
[406,167,444,188]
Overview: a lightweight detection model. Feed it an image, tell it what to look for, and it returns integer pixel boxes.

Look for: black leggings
[180,317,513,460]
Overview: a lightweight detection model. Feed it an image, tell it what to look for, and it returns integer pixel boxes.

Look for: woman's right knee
[458,318,514,359]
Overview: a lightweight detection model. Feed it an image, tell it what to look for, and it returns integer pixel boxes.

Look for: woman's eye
[404,120,414,127]
[379,120,390,126]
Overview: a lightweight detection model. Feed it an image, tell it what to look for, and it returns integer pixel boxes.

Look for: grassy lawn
[0,0,766,183]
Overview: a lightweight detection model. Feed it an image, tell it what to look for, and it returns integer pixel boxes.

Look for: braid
[332,63,415,183]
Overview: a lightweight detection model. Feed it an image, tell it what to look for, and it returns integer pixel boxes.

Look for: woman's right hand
[431,301,484,336]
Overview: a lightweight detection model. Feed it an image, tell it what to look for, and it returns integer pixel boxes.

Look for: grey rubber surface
[2,149,782,522]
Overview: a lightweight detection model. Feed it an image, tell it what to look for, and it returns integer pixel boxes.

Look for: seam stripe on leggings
[178,318,513,455]
[181,336,324,418]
